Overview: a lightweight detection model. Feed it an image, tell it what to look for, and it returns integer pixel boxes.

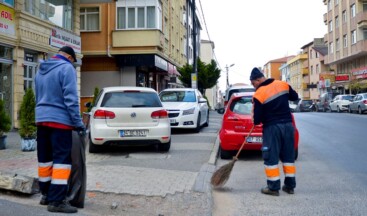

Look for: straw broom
[211,125,255,187]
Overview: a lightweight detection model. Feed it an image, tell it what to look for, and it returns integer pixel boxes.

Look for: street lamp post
[225,64,235,89]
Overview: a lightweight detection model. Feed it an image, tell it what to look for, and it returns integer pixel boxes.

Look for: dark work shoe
[39,195,48,205]
[282,185,295,194]
[47,201,78,213]
[261,187,279,196]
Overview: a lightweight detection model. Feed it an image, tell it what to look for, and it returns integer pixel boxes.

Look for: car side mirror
[199,98,207,103]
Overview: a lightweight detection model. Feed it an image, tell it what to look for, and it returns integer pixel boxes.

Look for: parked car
[88,87,171,153]
[218,92,299,160]
[348,93,367,114]
[329,94,355,112]
[223,84,255,109]
[159,88,209,132]
[289,100,298,112]
[296,99,313,112]
[316,92,334,112]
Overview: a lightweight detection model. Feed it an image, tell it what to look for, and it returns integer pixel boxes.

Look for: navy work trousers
[37,126,72,202]
[262,122,296,191]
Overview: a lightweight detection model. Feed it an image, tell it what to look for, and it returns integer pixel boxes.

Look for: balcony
[357,11,367,28]
[302,83,308,89]
[301,68,309,75]
[112,30,164,49]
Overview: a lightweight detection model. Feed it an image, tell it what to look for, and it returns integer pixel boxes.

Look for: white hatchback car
[159,88,209,132]
[88,87,171,153]
[329,94,355,112]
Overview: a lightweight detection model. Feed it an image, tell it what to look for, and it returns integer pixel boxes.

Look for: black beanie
[59,46,77,62]
[250,67,264,80]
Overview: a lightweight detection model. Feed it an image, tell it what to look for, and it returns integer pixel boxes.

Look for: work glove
[75,125,86,137]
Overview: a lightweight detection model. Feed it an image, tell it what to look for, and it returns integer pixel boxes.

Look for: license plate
[120,130,148,137]
[170,119,176,123]
[246,136,263,143]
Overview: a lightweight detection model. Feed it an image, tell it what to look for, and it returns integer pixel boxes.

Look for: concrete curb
[208,134,219,165]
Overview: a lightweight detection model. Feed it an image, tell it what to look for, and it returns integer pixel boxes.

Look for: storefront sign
[0,4,15,36]
[335,74,349,81]
[50,28,81,53]
[351,67,367,79]
[154,55,168,71]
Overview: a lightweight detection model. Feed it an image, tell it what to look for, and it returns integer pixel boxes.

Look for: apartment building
[263,56,294,80]
[323,0,367,94]
[288,52,309,99]
[301,38,329,100]
[0,0,82,128]
[80,0,192,102]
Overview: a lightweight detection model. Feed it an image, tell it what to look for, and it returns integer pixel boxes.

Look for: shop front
[0,45,13,122]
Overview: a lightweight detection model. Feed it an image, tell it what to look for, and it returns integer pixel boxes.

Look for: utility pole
[191,0,197,89]
[225,64,235,89]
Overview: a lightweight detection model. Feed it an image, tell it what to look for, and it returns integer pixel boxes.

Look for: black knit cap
[59,46,77,62]
[249,67,264,80]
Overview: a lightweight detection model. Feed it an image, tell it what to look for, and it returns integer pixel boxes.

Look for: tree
[177,58,221,95]
[19,88,36,139]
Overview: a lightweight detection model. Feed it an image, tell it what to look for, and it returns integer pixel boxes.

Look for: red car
[218,92,299,159]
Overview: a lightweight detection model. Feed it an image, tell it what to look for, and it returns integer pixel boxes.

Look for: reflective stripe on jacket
[253,79,298,126]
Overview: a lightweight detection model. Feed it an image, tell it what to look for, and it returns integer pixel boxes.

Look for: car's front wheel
[89,139,102,153]
[337,106,341,113]
[158,140,170,152]
[203,111,209,127]
[349,107,352,113]
[358,106,362,115]
[194,114,201,133]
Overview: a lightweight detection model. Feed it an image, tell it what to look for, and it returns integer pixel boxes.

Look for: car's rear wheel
[158,140,170,152]
[220,147,233,160]
[89,139,101,153]
[203,111,209,127]
[358,106,362,114]
[194,114,201,133]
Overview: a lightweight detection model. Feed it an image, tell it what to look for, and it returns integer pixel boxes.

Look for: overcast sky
[199,0,326,91]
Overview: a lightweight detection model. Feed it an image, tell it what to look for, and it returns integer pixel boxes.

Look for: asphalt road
[213,111,367,216]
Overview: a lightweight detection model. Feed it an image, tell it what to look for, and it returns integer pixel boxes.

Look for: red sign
[335,74,349,81]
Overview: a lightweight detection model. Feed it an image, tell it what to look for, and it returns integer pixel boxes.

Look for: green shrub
[19,88,36,138]
[0,99,11,137]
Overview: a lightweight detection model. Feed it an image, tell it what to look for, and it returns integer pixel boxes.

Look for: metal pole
[192,0,197,89]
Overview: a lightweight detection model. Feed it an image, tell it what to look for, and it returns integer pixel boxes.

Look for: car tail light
[93,110,116,119]
[151,110,168,119]
[363,100,367,104]
[224,101,228,107]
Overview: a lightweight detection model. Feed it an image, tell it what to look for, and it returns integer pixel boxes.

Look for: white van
[224,85,255,108]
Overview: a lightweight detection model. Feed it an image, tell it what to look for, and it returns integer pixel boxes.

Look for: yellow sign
[0,4,15,36]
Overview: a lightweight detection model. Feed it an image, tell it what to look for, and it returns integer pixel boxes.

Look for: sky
[199,0,326,92]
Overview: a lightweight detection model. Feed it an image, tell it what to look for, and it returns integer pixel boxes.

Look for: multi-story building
[301,38,329,99]
[80,0,196,105]
[200,39,217,109]
[288,52,309,99]
[263,56,294,80]
[323,0,367,94]
[0,0,82,128]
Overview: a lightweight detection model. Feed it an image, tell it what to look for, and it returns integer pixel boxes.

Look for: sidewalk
[0,128,219,197]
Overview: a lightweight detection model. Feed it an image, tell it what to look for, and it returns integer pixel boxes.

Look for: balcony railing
[112,30,164,49]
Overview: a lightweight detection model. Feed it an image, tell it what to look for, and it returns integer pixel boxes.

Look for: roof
[266,56,295,64]
[313,46,328,56]
[102,86,157,93]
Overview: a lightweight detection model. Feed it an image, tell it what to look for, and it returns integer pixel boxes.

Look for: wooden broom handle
[234,125,256,159]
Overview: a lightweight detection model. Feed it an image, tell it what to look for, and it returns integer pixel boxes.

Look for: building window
[311,65,313,75]
[328,0,332,11]
[116,1,162,30]
[335,16,339,28]
[0,0,14,7]
[363,29,367,40]
[315,52,319,58]
[351,4,356,18]
[316,64,319,73]
[80,7,100,31]
[329,42,334,53]
[351,30,357,44]
[364,3,367,11]
[310,50,313,59]
[329,20,333,32]
[24,0,73,31]
[343,34,348,47]
[342,10,347,23]
[336,38,340,51]
[334,0,339,5]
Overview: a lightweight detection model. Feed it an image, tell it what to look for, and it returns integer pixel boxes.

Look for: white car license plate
[246,136,263,143]
[120,130,148,137]
[170,119,176,123]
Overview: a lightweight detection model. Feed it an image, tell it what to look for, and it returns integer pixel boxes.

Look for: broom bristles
[210,159,236,187]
